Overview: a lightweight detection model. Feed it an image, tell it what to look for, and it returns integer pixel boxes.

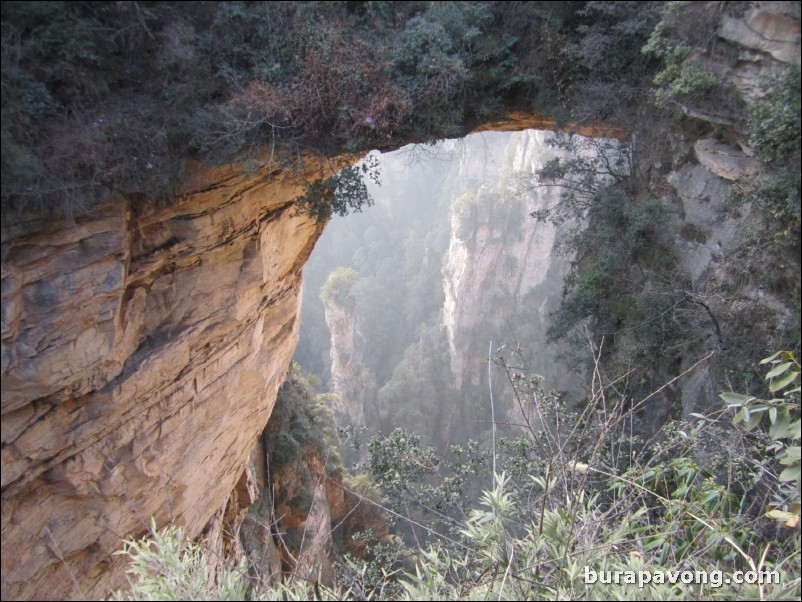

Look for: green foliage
[527,132,703,385]
[680,222,708,244]
[390,2,519,140]
[266,365,342,474]
[618,456,744,565]
[367,428,440,498]
[342,472,385,507]
[1,1,530,220]
[319,267,359,309]
[529,133,632,225]
[546,188,677,352]
[2,67,59,117]
[722,351,801,520]
[111,517,358,600]
[747,65,802,238]
[452,186,525,251]
[353,425,490,547]
[202,2,308,85]
[112,351,802,601]
[2,2,111,67]
[531,135,671,360]
[401,465,799,601]
[388,351,802,601]
[110,518,248,601]
[296,163,377,222]
[371,322,457,438]
[0,129,42,194]
[564,2,661,75]
[641,3,720,106]
[459,473,517,567]
[0,0,692,222]
[653,60,719,104]
[749,66,802,169]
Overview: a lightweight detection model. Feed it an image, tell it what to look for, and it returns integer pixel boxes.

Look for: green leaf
[701,489,721,508]
[772,418,801,441]
[760,351,784,365]
[742,405,751,423]
[780,446,801,463]
[769,369,799,392]
[769,411,791,439]
[673,483,689,498]
[778,464,801,484]
[765,361,793,380]
[766,509,800,527]
[745,412,763,431]
[720,392,755,407]
[644,537,664,551]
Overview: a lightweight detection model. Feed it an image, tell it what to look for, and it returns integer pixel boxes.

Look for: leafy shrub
[641,2,722,107]
[295,164,376,223]
[319,267,359,309]
[0,1,674,222]
[110,519,248,601]
[747,65,802,238]
[390,350,801,601]
[111,351,802,601]
[266,365,343,475]
[528,133,632,227]
[524,132,702,385]
[722,351,801,523]
[390,2,519,139]
[749,66,802,169]
[545,188,676,349]
[563,1,662,77]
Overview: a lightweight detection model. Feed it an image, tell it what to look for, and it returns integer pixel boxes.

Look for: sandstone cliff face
[270,443,338,583]
[252,441,389,586]
[663,2,800,419]
[322,295,369,426]
[442,130,590,397]
[1,162,324,600]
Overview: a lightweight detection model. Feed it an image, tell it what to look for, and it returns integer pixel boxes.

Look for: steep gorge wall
[322,294,370,426]
[443,2,801,432]
[653,1,800,422]
[1,161,324,600]
[442,130,590,397]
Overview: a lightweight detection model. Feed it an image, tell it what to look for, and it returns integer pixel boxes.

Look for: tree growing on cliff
[320,267,359,309]
[295,154,381,223]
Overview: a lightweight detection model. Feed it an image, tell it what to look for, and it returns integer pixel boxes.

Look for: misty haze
[1,2,799,600]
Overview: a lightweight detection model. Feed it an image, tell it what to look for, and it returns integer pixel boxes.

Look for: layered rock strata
[442,130,591,396]
[322,293,370,426]
[1,161,324,600]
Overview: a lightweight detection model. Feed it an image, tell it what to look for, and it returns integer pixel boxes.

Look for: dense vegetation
[2,0,662,220]
[113,352,800,600]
